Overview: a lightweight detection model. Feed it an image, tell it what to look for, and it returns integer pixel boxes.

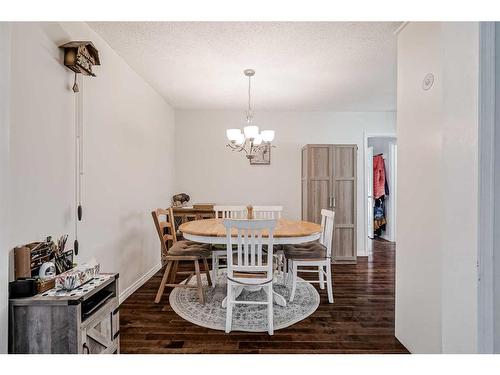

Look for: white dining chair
[252,206,285,280]
[213,205,247,219]
[252,206,283,219]
[211,205,248,284]
[284,209,335,303]
[223,218,277,335]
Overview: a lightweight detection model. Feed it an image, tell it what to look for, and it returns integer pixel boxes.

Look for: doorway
[364,134,397,255]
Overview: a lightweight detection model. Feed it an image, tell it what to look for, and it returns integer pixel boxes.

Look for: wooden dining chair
[223,218,277,335]
[284,209,335,303]
[152,207,212,304]
[211,205,248,284]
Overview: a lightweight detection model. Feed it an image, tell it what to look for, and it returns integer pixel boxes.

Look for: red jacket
[373,155,386,199]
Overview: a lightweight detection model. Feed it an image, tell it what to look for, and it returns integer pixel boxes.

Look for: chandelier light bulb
[253,134,263,145]
[226,128,241,142]
[261,130,275,143]
[234,132,245,145]
[243,125,259,140]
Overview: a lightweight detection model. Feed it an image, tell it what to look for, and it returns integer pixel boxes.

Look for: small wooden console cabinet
[9,273,120,354]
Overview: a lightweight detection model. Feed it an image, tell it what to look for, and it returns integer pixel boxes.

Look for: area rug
[168,270,320,332]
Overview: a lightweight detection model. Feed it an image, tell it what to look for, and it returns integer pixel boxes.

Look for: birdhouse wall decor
[60,41,100,93]
[60,41,100,77]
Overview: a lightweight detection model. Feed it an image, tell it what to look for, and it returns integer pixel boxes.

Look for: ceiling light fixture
[226,69,275,162]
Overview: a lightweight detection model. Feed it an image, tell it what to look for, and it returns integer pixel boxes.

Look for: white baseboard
[119,262,162,304]
[381,234,394,242]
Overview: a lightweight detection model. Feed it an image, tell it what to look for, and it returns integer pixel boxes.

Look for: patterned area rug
[168,270,320,332]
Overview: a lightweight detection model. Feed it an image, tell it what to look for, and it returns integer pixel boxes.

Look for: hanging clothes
[373,154,386,199]
[373,197,387,236]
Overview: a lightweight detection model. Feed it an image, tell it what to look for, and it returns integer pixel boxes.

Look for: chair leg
[267,284,274,335]
[281,256,287,284]
[286,259,292,287]
[169,261,178,284]
[326,262,334,303]
[225,282,233,333]
[289,263,298,302]
[194,259,205,304]
[279,254,286,282]
[211,254,218,287]
[318,265,325,289]
[155,261,173,304]
[202,257,212,286]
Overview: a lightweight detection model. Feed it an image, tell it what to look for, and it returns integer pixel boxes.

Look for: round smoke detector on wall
[422,73,434,91]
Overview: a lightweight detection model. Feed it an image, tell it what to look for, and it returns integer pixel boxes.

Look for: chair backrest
[223,219,277,279]
[151,208,178,258]
[319,209,335,258]
[252,205,283,219]
[213,205,247,219]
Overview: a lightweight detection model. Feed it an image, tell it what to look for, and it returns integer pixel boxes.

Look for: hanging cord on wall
[74,82,79,255]
[74,74,84,256]
[79,75,84,219]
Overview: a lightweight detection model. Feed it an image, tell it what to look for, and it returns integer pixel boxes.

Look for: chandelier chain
[247,74,252,123]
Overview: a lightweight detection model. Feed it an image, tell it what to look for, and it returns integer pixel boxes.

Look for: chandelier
[226,69,275,161]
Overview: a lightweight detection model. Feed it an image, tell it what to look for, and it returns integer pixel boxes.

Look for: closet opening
[364,134,397,255]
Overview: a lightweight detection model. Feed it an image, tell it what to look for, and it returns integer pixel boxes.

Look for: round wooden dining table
[179,218,321,309]
[179,218,322,245]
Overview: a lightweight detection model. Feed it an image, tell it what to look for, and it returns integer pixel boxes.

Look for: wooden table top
[179,218,321,238]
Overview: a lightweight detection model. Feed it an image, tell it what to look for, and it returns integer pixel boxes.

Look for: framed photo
[250,144,271,165]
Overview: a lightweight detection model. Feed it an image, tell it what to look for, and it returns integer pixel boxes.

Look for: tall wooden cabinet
[302,144,357,263]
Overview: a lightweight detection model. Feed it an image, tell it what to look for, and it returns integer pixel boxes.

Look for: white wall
[396,22,444,354]
[175,110,396,256]
[0,22,12,355]
[396,22,480,353]
[440,22,479,354]
[4,22,174,320]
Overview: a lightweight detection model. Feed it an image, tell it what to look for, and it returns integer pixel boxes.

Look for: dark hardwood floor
[119,239,408,354]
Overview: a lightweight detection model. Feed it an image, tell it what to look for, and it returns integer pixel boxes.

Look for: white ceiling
[89,22,399,111]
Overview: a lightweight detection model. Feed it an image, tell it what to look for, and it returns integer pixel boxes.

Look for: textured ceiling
[89,22,399,111]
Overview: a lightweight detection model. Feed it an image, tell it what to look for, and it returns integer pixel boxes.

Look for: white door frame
[363,132,397,255]
[477,21,495,354]
[390,143,398,243]
[366,146,374,240]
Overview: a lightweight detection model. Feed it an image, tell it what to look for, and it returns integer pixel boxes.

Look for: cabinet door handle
[332,197,336,208]
[329,197,333,207]
[83,343,90,354]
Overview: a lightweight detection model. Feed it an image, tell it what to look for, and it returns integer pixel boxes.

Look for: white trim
[363,132,397,255]
[478,21,495,354]
[381,142,397,242]
[119,262,162,304]
[356,248,370,257]
[0,22,12,355]
[394,22,409,36]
